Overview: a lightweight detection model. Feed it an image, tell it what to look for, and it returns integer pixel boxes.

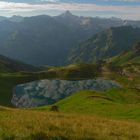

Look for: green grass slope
[0,54,38,72]
[42,89,140,121]
[38,51,140,121]
[40,63,100,80]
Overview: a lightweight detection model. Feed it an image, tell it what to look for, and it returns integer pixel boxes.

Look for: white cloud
[0,1,139,19]
[106,0,140,1]
[37,0,59,2]
[102,0,140,1]
[40,0,59,1]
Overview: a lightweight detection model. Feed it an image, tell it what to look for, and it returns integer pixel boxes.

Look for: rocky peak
[59,11,74,18]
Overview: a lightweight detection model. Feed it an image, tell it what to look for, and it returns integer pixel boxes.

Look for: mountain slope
[0,55,37,72]
[68,26,140,63]
[110,42,140,65]
[0,12,140,66]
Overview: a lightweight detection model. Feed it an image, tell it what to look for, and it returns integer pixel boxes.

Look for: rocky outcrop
[11,79,120,108]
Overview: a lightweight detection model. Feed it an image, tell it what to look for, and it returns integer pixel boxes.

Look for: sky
[0,0,140,20]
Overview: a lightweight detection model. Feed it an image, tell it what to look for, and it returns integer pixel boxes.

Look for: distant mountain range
[68,26,140,63]
[0,11,140,66]
[0,15,23,22]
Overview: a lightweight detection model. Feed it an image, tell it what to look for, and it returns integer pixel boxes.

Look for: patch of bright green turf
[39,89,140,121]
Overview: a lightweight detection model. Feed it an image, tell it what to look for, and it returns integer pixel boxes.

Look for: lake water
[11,79,120,108]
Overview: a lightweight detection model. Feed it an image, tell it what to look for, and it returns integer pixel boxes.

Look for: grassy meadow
[0,62,139,140]
[39,89,140,121]
[0,107,140,140]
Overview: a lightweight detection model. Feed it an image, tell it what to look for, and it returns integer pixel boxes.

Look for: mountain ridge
[0,12,140,66]
[68,26,140,64]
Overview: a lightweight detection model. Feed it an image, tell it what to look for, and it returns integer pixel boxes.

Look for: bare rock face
[11,79,120,108]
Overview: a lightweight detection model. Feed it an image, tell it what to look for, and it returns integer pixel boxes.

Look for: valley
[0,12,140,140]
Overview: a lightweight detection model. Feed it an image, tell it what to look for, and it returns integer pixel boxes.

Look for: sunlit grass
[0,108,140,140]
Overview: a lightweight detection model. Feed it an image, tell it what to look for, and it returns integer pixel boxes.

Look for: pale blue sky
[0,0,140,20]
